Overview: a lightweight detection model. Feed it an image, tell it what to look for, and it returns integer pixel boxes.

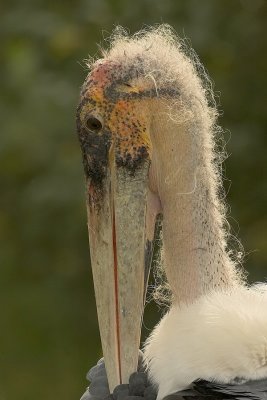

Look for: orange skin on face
[84,61,115,101]
[108,99,151,161]
[80,60,152,165]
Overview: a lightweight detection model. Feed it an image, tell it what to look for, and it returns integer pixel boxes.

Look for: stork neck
[151,113,240,305]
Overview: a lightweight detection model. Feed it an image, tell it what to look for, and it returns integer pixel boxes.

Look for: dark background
[1,1,267,399]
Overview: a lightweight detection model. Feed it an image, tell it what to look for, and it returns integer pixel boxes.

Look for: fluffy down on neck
[143,285,267,400]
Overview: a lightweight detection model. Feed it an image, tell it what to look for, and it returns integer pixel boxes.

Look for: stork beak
[85,146,156,392]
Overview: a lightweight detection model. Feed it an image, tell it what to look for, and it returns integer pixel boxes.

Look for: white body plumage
[144,285,267,400]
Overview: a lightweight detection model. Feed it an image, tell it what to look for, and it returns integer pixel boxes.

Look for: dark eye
[85,116,103,133]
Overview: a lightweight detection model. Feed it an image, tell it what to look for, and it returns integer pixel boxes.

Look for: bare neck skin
[149,104,241,305]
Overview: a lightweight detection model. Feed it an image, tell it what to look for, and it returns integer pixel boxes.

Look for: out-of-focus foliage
[1,1,266,399]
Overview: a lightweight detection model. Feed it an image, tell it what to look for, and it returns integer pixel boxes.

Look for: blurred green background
[1,0,267,399]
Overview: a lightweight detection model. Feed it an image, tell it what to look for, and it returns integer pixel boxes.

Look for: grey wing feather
[162,379,267,400]
[195,379,267,399]
[81,356,267,400]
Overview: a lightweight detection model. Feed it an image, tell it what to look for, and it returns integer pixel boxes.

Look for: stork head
[76,26,215,392]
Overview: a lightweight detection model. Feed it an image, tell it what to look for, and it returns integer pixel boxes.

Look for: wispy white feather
[144,285,267,399]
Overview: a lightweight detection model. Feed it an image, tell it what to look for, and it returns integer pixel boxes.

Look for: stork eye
[85,116,103,133]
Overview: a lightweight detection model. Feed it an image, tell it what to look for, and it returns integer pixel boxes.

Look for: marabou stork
[76,26,267,400]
